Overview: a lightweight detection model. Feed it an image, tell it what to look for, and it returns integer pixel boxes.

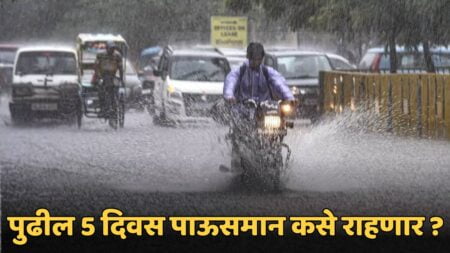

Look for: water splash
[286,106,450,192]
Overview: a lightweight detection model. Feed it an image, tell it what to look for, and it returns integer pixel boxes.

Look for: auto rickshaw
[76,33,128,129]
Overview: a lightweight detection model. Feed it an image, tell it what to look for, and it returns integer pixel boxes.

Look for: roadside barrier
[319,71,450,139]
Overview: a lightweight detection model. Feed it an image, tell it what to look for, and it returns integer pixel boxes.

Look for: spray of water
[285,105,450,192]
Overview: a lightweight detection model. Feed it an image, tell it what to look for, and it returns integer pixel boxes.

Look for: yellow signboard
[211,16,247,48]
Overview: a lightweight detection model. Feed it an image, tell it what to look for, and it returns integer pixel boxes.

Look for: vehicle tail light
[371,54,381,73]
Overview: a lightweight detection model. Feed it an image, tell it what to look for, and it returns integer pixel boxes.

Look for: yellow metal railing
[319,71,450,139]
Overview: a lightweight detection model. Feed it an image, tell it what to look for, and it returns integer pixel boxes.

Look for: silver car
[265,50,333,121]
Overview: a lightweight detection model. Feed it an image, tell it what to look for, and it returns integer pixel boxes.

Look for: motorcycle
[220,99,295,192]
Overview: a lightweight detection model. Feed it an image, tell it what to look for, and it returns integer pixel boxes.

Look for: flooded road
[1,96,450,250]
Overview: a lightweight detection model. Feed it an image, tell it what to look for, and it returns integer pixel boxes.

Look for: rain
[1,0,450,252]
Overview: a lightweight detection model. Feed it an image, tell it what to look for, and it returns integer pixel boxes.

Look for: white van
[9,46,82,126]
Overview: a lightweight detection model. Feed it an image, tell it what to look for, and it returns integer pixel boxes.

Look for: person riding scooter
[223,42,295,171]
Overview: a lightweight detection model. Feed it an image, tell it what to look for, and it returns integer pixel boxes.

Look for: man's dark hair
[246,42,265,59]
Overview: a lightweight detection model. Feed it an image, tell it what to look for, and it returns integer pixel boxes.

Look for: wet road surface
[1,96,450,251]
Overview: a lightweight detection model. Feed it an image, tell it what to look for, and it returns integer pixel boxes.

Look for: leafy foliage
[2,0,450,71]
[226,0,450,72]
[0,0,228,58]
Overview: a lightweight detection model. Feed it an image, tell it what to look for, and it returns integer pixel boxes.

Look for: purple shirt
[223,60,294,102]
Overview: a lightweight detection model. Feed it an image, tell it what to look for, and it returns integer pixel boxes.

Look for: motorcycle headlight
[280,100,296,116]
[264,115,281,129]
[281,103,292,115]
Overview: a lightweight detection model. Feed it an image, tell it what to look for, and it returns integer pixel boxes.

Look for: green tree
[226,0,450,73]
[401,0,450,72]
[1,0,231,59]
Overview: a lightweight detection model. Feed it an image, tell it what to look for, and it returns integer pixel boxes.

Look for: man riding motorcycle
[223,42,295,172]
[91,41,124,117]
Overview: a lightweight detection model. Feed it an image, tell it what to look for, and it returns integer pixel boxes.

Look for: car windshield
[170,56,229,82]
[359,52,376,69]
[81,69,95,84]
[81,41,107,62]
[277,55,332,79]
[329,57,354,70]
[83,41,107,54]
[0,48,17,64]
[80,41,125,63]
[16,51,77,75]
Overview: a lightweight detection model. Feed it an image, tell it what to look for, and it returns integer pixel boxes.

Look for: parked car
[9,46,82,126]
[264,50,333,121]
[359,46,450,73]
[0,44,19,93]
[152,46,231,124]
[326,53,356,70]
[124,60,144,109]
[216,47,246,69]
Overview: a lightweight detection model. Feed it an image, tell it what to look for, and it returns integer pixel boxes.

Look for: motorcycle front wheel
[264,149,283,192]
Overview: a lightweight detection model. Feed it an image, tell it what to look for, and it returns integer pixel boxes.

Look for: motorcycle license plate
[142,89,152,95]
[31,103,58,111]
